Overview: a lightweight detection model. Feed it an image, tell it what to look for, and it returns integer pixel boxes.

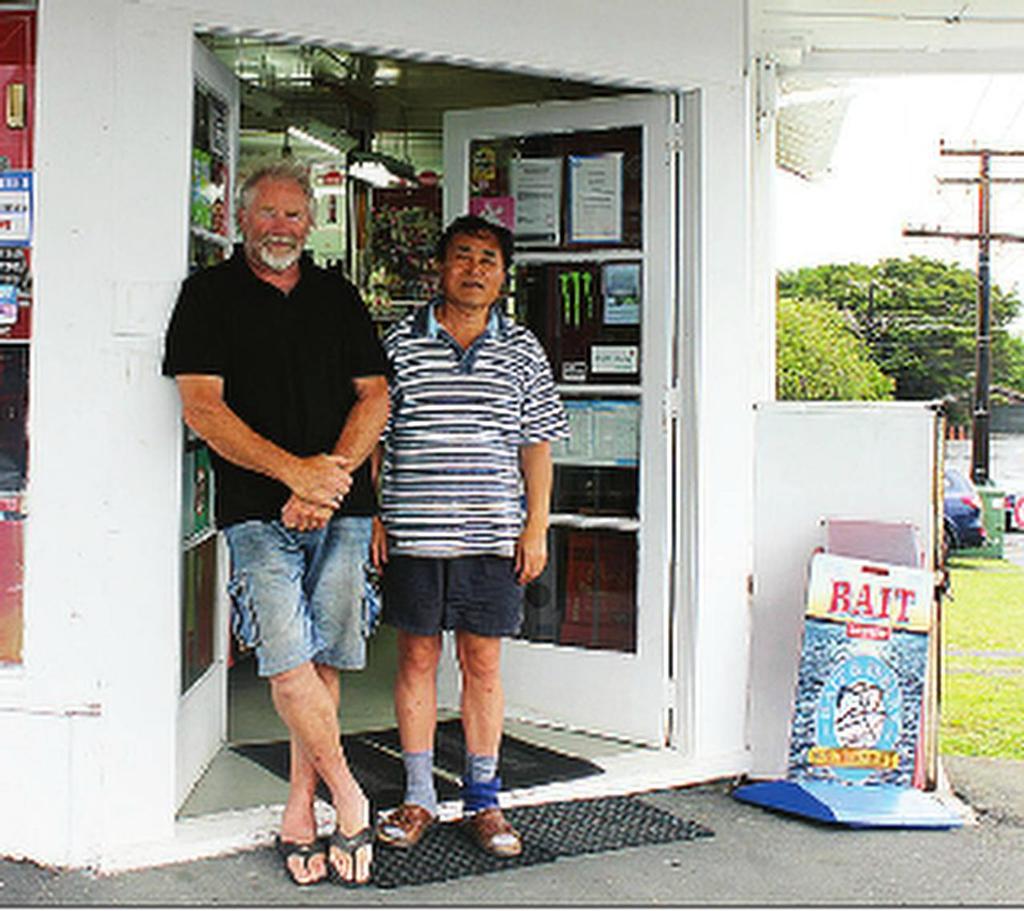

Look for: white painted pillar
[3,0,193,865]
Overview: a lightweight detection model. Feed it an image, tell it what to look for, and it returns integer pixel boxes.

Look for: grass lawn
[941,555,1024,759]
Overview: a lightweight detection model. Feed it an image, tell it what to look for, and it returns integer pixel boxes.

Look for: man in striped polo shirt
[372,215,568,857]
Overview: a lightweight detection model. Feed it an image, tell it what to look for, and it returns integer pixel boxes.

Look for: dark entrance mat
[232,736,425,810]
[360,718,604,790]
[370,794,714,889]
[231,720,603,809]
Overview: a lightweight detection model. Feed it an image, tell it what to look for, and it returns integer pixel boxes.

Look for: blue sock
[402,750,438,816]
[463,752,500,813]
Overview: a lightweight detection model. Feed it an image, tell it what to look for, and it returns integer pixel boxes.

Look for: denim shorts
[381,554,524,638]
[224,515,373,677]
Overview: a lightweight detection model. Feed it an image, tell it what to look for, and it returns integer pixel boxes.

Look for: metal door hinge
[666,123,686,158]
[662,385,682,429]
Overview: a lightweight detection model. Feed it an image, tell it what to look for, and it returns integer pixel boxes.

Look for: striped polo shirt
[380,299,569,558]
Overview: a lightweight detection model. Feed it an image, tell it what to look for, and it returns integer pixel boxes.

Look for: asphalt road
[1,760,1022,906]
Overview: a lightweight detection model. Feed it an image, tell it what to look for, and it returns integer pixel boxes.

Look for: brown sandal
[463,806,522,858]
[376,803,436,849]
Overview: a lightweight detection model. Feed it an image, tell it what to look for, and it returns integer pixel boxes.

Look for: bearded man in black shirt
[163,160,388,887]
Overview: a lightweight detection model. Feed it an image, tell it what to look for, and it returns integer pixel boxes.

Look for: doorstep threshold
[96,746,737,874]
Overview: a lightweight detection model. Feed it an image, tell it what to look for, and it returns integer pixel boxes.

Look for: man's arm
[515,441,553,585]
[369,443,388,569]
[333,375,390,469]
[280,375,390,529]
[175,374,352,509]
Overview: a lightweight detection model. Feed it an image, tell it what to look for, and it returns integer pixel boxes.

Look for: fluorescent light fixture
[287,126,343,157]
[374,62,401,86]
[348,151,417,189]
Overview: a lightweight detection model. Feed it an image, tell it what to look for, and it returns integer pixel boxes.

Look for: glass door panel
[444,93,678,745]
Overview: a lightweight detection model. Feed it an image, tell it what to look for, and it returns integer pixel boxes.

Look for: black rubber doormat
[360,718,604,790]
[231,721,603,810]
[371,794,713,889]
[232,736,420,810]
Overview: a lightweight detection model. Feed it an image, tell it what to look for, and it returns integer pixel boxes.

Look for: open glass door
[443,94,679,746]
[175,39,239,809]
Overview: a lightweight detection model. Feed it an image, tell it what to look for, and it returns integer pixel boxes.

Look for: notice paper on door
[511,157,561,246]
[569,153,623,244]
[591,344,638,375]
[603,262,641,325]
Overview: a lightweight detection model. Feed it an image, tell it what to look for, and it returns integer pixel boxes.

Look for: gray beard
[257,243,301,272]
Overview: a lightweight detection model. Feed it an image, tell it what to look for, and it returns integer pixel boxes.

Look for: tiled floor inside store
[178,626,634,819]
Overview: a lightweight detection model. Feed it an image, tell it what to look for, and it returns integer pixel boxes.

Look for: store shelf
[549,513,639,532]
[189,225,233,248]
[553,457,638,468]
[515,248,644,264]
[369,299,423,323]
[182,526,218,551]
[557,384,642,397]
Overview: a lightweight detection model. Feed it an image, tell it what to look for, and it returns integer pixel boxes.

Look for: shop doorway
[177,34,685,817]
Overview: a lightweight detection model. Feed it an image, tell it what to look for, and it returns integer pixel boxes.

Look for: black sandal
[274,835,328,886]
[327,825,374,887]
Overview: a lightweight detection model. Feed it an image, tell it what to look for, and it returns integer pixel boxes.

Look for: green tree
[777,296,895,400]
[778,256,1024,419]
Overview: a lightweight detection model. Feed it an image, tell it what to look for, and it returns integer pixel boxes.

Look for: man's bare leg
[455,631,521,855]
[394,631,442,753]
[456,631,504,756]
[271,661,371,884]
[277,664,340,883]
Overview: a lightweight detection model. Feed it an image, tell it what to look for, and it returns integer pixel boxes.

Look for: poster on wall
[0,284,16,325]
[602,262,641,325]
[0,496,24,665]
[470,144,499,195]
[469,195,515,233]
[568,153,623,244]
[0,171,32,247]
[510,157,561,246]
[553,399,640,467]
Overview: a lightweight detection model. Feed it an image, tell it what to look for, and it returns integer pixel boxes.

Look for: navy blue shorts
[382,554,524,638]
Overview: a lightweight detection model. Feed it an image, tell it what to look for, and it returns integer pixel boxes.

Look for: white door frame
[175,38,239,810]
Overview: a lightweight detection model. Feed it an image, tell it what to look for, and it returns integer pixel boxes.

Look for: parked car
[944,467,986,551]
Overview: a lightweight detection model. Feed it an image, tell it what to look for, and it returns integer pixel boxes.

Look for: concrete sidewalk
[1,755,1021,906]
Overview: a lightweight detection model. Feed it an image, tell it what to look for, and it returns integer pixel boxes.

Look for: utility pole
[904,143,1024,486]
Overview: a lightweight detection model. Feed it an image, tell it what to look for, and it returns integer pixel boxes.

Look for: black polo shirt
[162,247,388,527]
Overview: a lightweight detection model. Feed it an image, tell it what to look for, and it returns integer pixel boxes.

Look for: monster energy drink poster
[788,553,932,788]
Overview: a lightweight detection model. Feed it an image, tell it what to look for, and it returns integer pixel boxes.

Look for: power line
[903,143,1024,485]
[961,74,994,139]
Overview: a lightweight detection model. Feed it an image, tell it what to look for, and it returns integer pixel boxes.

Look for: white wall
[685,78,759,768]
[0,0,192,866]
[1,0,761,865]
[171,0,745,89]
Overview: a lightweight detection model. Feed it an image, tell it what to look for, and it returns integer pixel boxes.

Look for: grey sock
[402,750,438,816]
[465,751,498,785]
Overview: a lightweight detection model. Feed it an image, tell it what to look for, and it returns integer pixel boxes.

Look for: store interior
[179,34,656,817]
